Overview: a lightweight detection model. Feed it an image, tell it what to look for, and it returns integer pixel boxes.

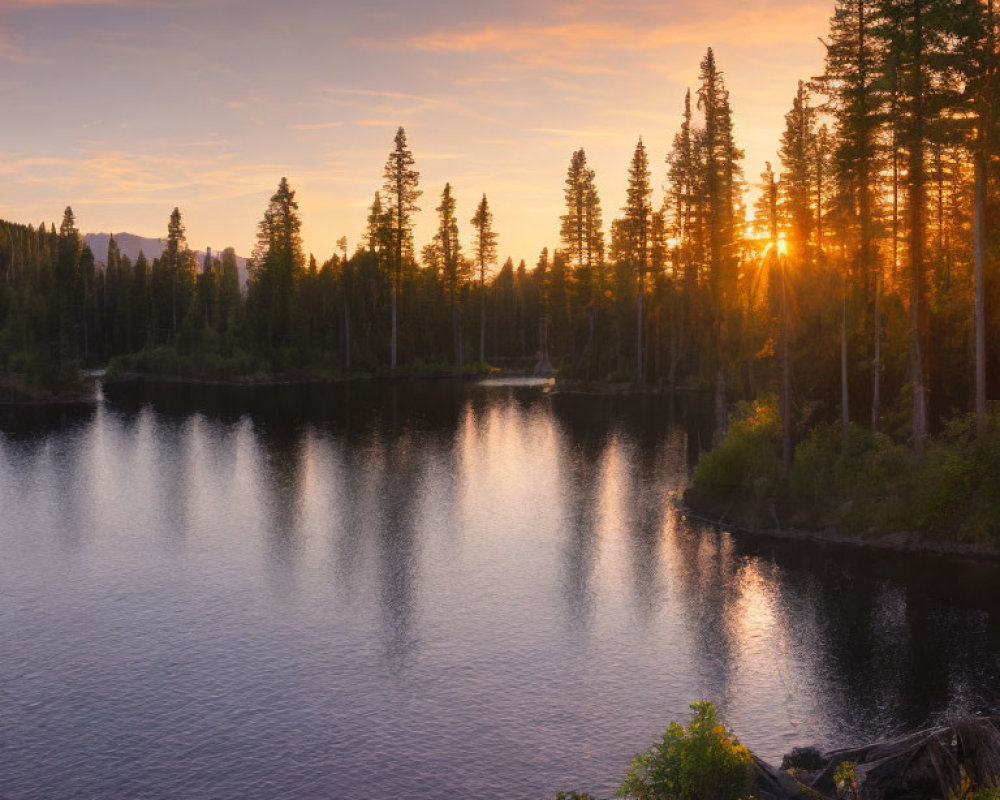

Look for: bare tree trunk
[587,307,595,381]
[479,284,486,363]
[343,297,351,372]
[782,262,792,471]
[82,275,90,364]
[171,270,177,344]
[974,148,987,437]
[872,268,882,431]
[669,287,679,394]
[843,281,851,442]
[390,285,397,369]
[714,368,727,442]
[636,274,644,385]
[909,1,928,455]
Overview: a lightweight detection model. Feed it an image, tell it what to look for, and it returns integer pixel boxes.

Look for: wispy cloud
[354,119,414,129]
[7,0,134,5]
[290,121,345,131]
[397,4,828,66]
[323,88,442,105]
[529,127,614,139]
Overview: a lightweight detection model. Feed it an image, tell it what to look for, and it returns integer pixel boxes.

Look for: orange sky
[0,0,833,266]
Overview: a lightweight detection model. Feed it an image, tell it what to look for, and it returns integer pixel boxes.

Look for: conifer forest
[2,0,999,457]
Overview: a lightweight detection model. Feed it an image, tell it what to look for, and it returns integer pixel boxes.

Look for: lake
[1,380,998,799]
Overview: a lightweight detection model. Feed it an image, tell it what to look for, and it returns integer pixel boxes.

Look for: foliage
[690,400,1000,547]
[965,784,1000,800]
[691,397,782,506]
[617,701,755,800]
[833,760,858,800]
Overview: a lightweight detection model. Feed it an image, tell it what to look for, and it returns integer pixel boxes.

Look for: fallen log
[792,716,1000,800]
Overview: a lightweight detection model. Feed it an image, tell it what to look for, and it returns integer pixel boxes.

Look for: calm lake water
[2,380,999,800]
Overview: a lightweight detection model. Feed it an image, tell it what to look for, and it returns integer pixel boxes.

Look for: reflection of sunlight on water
[4,383,1000,800]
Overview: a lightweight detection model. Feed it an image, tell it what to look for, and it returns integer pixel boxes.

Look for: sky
[0,0,834,265]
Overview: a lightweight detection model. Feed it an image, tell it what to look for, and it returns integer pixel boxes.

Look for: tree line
[1,0,997,452]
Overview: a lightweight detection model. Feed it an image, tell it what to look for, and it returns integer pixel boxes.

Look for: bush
[691,397,782,505]
[618,701,755,800]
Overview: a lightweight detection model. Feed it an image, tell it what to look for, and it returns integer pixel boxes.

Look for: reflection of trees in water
[375,433,422,675]
[329,417,457,677]
[668,521,743,703]
[253,418,309,574]
[78,380,1000,733]
[558,421,603,634]
[553,402,691,634]
[716,538,1000,746]
[622,436,671,623]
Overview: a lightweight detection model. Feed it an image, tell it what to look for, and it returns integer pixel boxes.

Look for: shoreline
[102,369,706,394]
[5,362,715,399]
[0,373,100,406]
[680,491,1000,562]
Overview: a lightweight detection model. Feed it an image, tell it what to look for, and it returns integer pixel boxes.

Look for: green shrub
[833,760,858,800]
[911,415,1000,544]
[950,777,1000,800]
[692,398,781,503]
[618,701,756,800]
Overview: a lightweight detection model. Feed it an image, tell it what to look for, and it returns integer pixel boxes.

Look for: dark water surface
[2,380,999,800]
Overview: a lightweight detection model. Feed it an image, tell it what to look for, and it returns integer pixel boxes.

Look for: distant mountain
[84,232,249,288]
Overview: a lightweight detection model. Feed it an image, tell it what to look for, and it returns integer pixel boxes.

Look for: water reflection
[0,381,997,800]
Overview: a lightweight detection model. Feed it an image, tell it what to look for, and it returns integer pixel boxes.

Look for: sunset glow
[0,0,831,262]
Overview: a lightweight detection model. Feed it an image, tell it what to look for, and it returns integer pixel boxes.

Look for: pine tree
[623,138,652,384]
[561,148,605,370]
[163,207,193,343]
[875,0,965,451]
[779,81,818,258]
[434,183,465,367]
[248,177,305,353]
[560,149,605,285]
[962,0,998,434]
[381,127,421,369]
[698,49,745,433]
[219,247,241,338]
[56,206,80,367]
[817,0,885,430]
[470,193,498,363]
[666,89,704,388]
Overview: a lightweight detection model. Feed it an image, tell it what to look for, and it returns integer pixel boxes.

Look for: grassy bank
[686,398,1000,549]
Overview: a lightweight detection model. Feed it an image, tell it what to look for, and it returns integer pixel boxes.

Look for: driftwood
[766,716,1000,800]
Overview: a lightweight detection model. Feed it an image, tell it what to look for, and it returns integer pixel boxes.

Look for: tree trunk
[782,262,792,470]
[872,268,881,431]
[453,304,462,370]
[390,285,397,369]
[479,284,486,363]
[171,269,177,344]
[843,282,851,442]
[668,286,679,394]
[636,274,644,385]
[343,297,351,372]
[587,306,596,381]
[714,368,727,442]
[974,147,987,436]
[909,3,928,455]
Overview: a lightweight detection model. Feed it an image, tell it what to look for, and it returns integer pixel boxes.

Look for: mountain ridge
[84,232,248,287]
